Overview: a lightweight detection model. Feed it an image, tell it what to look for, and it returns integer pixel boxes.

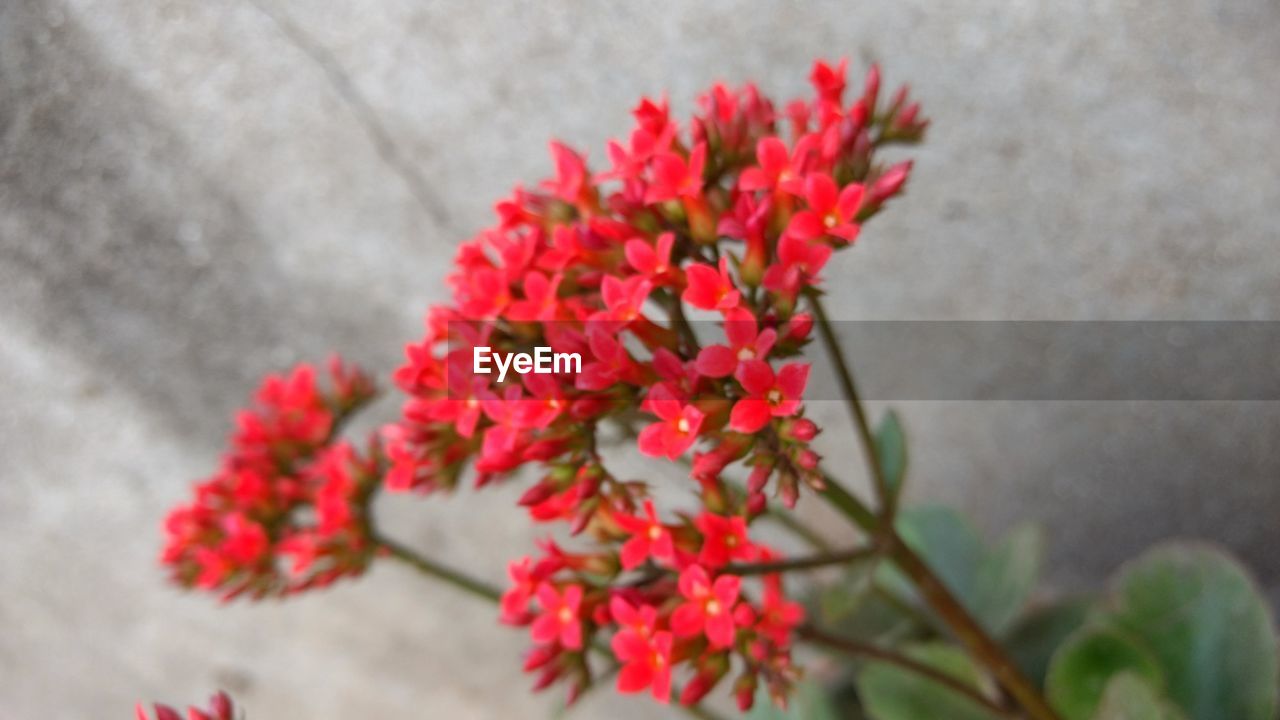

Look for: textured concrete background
[2,0,1278,717]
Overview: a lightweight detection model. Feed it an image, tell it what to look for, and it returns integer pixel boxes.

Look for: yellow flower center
[676,417,690,433]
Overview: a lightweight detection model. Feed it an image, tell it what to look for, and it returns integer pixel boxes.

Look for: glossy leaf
[890,506,1040,636]
[1092,673,1188,720]
[973,523,1044,636]
[875,410,907,510]
[1005,597,1094,686]
[1047,624,1165,720]
[1103,543,1278,720]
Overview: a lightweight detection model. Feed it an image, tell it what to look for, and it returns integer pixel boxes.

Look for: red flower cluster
[384,58,924,709]
[500,511,803,707]
[136,691,235,720]
[164,58,926,712]
[161,359,380,599]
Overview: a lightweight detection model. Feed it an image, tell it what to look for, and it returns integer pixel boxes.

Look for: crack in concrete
[245,0,457,236]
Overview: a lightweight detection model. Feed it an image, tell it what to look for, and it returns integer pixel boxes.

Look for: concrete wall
[2,0,1278,717]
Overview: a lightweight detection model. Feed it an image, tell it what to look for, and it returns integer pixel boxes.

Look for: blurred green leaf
[1005,597,1094,686]
[745,680,840,720]
[889,506,1041,637]
[1102,543,1278,720]
[875,410,907,508]
[1047,624,1165,720]
[891,505,985,604]
[974,523,1044,636]
[1091,673,1188,720]
[855,643,1004,720]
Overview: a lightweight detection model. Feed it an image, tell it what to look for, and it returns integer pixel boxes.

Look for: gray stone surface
[2,0,1278,717]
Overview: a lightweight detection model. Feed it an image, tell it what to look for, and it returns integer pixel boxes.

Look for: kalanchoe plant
[151,60,1278,720]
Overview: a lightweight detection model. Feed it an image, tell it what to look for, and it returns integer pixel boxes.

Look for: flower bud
[734,672,759,712]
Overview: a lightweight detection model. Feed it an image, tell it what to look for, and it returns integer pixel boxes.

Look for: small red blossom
[637,385,705,459]
[645,143,707,204]
[614,500,676,569]
[682,257,741,311]
[730,360,810,433]
[136,692,234,720]
[786,172,865,244]
[613,628,674,702]
[531,582,584,650]
[695,512,755,568]
[696,307,778,378]
[671,565,743,649]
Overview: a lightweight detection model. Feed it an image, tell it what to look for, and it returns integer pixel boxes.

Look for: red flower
[543,141,591,206]
[695,307,778,378]
[612,628,674,702]
[809,58,848,105]
[738,136,812,195]
[614,500,675,569]
[786,173,864,244]
[625,232,677,284]
[671,565,742,649]
[507,271,563,323]
[610,594,659,636]
[682,257,741,311]
[729,360,810,433]
[645,143,707,204]
[137,692,234,720]
[594,274,653,326]
[501,555,561,624]
[695,512,755,569]
[531,582,584,650]
[756,576,806,647]
[576,325,639,391]
[637,384,705,459]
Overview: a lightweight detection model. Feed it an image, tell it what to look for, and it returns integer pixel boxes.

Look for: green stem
[379,534,724,720]
[798,625,1014,718]
[378,534,502,603]
[805,294,1061,720]
[806,289,896,518]
[723,545,875,576]
[885,534,1061,720]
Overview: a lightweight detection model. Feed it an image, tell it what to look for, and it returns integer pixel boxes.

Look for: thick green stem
[798,625,1014,718]
[723,545,875,576]
[885,535,1061,720]
[806,289,895,518]
[805,293,1061,720]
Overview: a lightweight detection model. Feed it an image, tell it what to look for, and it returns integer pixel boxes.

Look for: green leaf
[745,680,840,720]
[1102,542,1278,720]
[1005,598,1094,686]
[1092,673,1189,720]
[875,410,907,507]
[856,643,1004,720]
[890,505,985,605]
[1046,624,1165,720]
[973,523,1044,636]
[889,506,1041,636]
